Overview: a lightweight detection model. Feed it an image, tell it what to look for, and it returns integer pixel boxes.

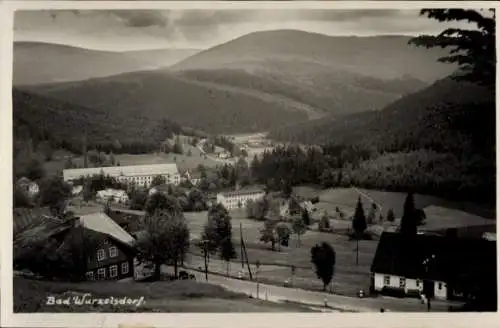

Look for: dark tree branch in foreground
[409,9,496,87]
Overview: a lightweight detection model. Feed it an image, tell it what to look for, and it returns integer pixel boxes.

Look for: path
[183,269,455,312]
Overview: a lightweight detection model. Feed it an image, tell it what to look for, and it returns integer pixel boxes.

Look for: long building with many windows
[63,164,180,187]
[216,186,266,210]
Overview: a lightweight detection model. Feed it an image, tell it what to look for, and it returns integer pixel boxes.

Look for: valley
[11,9,496,316]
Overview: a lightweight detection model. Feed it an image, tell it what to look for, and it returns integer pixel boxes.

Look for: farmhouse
[63,163,181,187]
[16,177,39,198]
[96,188,129,204]
[370,232,496,301]
[216,186,266,210]
[77,212,137,281]
[14,212,137,281]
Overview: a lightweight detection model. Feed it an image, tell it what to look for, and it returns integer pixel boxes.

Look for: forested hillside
[21,70,310,134]
[13,88,185,157]
[265,77,495,205]
[178,64,427,116]
[269,77,494,156]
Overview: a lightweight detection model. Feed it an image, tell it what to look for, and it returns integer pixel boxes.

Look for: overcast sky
[14,9,475,51]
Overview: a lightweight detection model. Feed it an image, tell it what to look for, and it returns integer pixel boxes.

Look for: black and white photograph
[2,0,497,322]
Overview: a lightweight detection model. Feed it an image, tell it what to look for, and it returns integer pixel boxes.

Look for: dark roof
[371,232,496,282]
[219,185,265,198]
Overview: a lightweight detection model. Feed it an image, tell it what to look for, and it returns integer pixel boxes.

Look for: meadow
[44,143,219,176]
[14,276,313,312]
[184,186,495,296]
[185,207,376,297]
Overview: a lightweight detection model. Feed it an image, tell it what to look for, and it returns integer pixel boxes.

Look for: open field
[186,208,376,296]
[14,276,314,313]
[293,186,495,219]
[184,187,495,296]
[44,148,219,177]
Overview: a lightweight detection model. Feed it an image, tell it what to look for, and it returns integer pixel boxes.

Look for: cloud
[88,9,421,42]
[111,10,168,27]
[101,9,415,28]
[14,9,471,51]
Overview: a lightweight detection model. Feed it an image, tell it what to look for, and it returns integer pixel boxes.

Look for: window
[383,275,390,286]
[86,271,94,281]
[97,249,106,261]
[104,239,109,245]
[109,265,118,278]
[438,283,443,290]
[399,277,406,288]
[121,262,129,274]
[97,268,106,280]
[109,246,118,258]
[416,280,421,287]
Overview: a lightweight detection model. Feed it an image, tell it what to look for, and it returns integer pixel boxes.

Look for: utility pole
[423,254,436,312]
[240,223,253,280]
[202,239,209,281]
[255,261,261,299]
[240,222,244,268]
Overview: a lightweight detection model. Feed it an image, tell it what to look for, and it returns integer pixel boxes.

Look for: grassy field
[185,207,376,297]
[44,143,219,176]
[184,186,495,297]
[295,186,495,220]
[14,276,314,313]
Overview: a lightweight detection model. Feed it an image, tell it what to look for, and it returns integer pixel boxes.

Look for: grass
[14,276,315,313]
[185,207,376,297]
[184,187,494,297]
[44,143,219,176]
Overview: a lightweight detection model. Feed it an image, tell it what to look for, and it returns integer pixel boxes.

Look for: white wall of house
[117,173,180,187]
[216,192,265,209]
[434,281,447,300]
[373,273,447,300]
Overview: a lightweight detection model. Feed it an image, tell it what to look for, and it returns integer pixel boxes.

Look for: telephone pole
[240,222,244,268]
[202,239,209,281]
[255,261,261,299]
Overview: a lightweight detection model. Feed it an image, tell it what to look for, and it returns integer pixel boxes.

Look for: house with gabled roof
[14,212,137,281]
[370,232,496,302]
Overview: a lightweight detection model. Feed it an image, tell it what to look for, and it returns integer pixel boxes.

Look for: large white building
[216,187,265,210]
[63,164,180,187]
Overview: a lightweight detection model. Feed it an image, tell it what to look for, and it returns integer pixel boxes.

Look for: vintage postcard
[0,0,498,327]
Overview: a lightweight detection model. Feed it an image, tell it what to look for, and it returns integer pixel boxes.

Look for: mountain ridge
[13,41,201,85]
[171,29,457,83]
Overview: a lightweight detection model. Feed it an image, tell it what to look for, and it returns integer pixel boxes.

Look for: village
[8,6,496,316]
[13,139,497,312]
